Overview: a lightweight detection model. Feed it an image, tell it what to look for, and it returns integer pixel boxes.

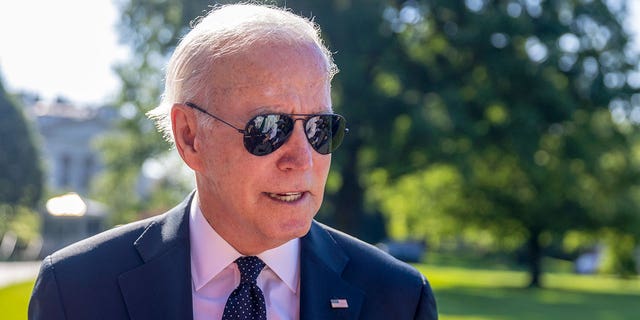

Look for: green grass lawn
[0,280,34,320]
[417,265,640,320]
[2,267,638,320]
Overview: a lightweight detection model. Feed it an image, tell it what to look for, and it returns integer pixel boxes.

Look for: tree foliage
[368,0,640,286]
[0,76,44,254]
[93,0,210,223]
[0,77,43,207]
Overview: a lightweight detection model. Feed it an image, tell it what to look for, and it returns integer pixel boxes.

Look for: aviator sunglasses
[185,102,348,156]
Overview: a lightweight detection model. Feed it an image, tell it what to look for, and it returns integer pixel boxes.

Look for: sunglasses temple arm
[184,102,245,134]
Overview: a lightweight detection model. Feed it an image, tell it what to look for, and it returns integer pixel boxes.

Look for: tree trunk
[323,137,383,243]
[527,228,543,288]
[334,143,363,236]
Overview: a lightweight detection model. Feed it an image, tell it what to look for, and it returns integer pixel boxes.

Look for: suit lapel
[118,196,194,320]
[299,222,364,320]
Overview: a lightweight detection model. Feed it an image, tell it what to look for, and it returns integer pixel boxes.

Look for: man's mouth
[266,192,304,202]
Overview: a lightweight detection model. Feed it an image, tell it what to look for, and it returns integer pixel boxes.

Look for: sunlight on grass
[0,280,34,320]
[421,265,528,288]
[416,264,640,320]
[544,272,640,295]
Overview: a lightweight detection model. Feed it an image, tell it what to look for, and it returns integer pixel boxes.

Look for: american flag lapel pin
[330,298,349,309]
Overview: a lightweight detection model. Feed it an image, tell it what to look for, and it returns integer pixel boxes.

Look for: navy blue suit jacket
[29,195,437,319]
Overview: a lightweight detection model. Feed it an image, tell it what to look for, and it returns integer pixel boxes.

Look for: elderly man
[29,4,437,320]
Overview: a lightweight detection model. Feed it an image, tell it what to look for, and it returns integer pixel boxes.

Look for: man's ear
[171,103,204,171]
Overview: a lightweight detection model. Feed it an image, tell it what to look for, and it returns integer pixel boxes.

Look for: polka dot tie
[222,256,267,320]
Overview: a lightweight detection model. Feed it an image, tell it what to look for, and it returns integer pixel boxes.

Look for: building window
[59,154,71,188]
[82,155,94,191]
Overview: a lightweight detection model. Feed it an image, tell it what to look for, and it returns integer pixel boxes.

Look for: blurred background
[2,0,640,319]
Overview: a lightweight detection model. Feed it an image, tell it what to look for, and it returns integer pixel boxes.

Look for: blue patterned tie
[222,256,267,320]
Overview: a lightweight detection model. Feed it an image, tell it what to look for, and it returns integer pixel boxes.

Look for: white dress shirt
[189,193,301,320]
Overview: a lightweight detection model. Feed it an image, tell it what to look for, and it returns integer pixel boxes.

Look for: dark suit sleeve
[28,256,67,320]
[415,274,438,320]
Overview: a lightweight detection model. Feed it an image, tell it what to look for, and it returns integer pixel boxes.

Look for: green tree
[93,0,210,223]
[0,75,44,254]
[0,77,43,207]
[370,0,640,287]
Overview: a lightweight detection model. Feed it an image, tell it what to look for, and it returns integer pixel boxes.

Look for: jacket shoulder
[29,198,192,320]
[48,195,191,268]
[321,225,422,277]
[316,223,438,319]
[49,214,157,267]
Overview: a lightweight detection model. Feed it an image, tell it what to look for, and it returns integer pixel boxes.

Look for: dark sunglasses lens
[305,115,346,154]
[244,114,294,156]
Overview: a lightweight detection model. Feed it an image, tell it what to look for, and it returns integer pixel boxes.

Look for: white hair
[146,3,338,143]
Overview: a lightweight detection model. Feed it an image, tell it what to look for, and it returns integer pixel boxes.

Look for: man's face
[193,41,333,254]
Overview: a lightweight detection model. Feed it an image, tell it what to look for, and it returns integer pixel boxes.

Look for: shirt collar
[189,192,300,293]
[258,233,300,293]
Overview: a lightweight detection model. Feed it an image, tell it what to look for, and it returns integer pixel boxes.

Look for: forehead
[209,39,329,88]
[203,40,331,113]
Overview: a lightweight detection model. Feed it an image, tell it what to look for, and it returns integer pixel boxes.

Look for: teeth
[268,192,303,202]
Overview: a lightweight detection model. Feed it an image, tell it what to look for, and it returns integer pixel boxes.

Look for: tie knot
[235,256,265,284]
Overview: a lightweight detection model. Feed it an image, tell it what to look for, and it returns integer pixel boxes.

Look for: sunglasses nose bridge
[275,117,315,167]
[288,117,312,144]
[292,117,308,125]
[290,116,311,136]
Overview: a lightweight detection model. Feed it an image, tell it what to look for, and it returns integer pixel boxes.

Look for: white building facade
[27,100,117,196]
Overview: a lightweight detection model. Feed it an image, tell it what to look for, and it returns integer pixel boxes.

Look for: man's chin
[275,218,314,241]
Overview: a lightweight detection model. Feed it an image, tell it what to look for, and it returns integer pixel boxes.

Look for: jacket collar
[299,221,364,320]
[118,194,194,320]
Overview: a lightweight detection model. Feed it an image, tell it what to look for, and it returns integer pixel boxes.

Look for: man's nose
[275,120,313,171]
